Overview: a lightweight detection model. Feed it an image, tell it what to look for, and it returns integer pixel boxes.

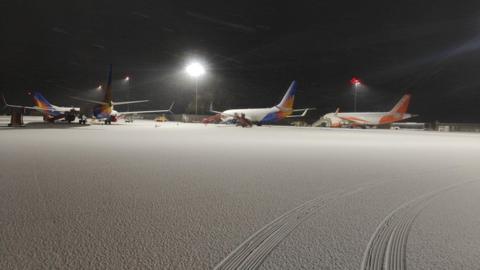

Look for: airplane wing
[116,102,174,116]
[71,96,149,106]
[112,100,149,106]
[6,104,56,112]
[2,94,56,112]
[117,110,170,116]
[287,108,316,118]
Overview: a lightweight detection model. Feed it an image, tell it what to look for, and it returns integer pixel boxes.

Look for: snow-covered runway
[1,118,480,269]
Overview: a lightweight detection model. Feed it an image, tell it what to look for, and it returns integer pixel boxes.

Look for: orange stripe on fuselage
[340,116,369,123]
[379,114,402,124]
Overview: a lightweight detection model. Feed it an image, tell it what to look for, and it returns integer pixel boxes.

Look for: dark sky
[2,1,480,122]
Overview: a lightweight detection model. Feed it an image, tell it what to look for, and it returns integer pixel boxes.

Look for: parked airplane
[2,92,80,123]
[209,81,313,126]
[317,94,414,128]
[73,65,173,124]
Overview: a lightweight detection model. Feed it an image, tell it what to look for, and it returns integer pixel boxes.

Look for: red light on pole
[350,77,361,86]
[350,77,362,112]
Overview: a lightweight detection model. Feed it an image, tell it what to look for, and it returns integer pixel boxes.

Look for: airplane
[2,91,80,123]
[73,65,173,124]
[209,81,313,126]
[317,94,415,128]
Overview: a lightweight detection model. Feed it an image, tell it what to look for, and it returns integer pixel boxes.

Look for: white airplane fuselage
[212,81,309,125]
[318,94,414,128]
[49,105,80,114]
[221,107,285,123]
[321,112,413,127]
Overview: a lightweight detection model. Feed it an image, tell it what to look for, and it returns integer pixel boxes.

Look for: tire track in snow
[214,182,379,270]
[361,180,476,270]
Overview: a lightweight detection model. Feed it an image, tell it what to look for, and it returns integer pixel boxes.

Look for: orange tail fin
[390,94,411,114]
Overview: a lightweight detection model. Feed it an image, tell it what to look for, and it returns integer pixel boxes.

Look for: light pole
[185,62,205,115]
[124,76,130,111]
[350,77,361,112]
[194,77,198,115]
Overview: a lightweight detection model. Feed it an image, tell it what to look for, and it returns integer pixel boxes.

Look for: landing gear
[78,114,87,125]
[104,120,111,125]
[79,119,87,125]
[65,109,77,123]
[234,113,253,128]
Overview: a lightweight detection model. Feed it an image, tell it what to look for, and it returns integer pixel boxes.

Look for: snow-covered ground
[1,116,480,269]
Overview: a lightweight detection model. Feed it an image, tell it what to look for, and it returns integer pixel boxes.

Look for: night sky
[2,1,480,122]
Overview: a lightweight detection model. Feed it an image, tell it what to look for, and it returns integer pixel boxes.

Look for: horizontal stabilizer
[292,108,316,112]
[287,108,315,118]
[117,101,174,116]
[71,96,109,105]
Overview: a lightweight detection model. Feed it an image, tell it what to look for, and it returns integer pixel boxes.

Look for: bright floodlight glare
[97,85,103,90]
[124,76,130,81]
[185,62,205,78]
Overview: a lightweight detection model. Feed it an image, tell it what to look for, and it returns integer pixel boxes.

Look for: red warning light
[350,77,361,86]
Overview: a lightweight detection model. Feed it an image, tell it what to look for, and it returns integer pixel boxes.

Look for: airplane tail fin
[30,91,54,110]
[104,64,113,103]
[389,94,411,114]
[276,80,297,111]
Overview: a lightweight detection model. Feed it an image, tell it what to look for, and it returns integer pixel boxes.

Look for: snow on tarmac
[1,117,480,269]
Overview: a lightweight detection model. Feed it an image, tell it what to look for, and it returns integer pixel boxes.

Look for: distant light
[124,76,130,81]
[185,62,206,78]
[350,77,361,86]
[97,85,103,90]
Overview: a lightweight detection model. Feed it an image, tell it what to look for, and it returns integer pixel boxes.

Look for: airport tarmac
[1,117,480,269]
